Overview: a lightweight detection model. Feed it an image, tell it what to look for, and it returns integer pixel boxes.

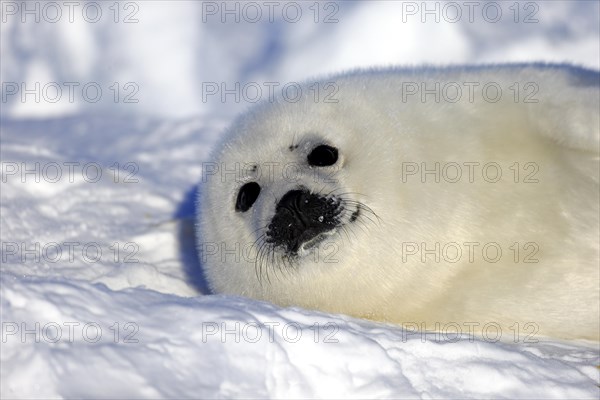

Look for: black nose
[266,189,342,254]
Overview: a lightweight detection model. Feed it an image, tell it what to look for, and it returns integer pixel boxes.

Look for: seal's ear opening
[308,145,338,167]
[236,182,261,212]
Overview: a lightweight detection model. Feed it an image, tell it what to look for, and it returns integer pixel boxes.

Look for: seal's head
[197,77,394,311]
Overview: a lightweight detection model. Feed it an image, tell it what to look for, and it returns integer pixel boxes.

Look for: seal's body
[197,64,600,340]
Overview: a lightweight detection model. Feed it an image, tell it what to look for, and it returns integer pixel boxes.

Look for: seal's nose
[276,189,312,224]
[267,189,341,254]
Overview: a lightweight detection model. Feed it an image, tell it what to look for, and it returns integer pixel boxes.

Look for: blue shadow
[175,183,212,295]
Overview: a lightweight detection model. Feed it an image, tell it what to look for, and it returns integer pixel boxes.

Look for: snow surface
[1,1,600,398]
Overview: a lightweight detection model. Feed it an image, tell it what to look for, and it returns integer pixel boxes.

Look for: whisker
[254,238,269,286]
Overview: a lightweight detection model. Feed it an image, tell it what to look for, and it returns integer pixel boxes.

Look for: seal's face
[199,83,390,296]
[234,144,352,258]
[228,139,372,277]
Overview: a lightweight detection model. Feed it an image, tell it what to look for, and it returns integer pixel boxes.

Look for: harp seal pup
[196,64,600,341]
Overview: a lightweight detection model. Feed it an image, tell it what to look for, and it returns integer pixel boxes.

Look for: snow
[1,1,599,398]
[2,271,599,398]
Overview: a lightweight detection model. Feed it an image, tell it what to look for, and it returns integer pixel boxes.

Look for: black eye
[235,182,261,212]
[307,144,338,167]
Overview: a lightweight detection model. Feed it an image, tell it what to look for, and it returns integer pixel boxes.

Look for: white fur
[197,64,599,340]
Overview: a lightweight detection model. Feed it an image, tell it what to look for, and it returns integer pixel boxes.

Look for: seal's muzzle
[266,189,342,254]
